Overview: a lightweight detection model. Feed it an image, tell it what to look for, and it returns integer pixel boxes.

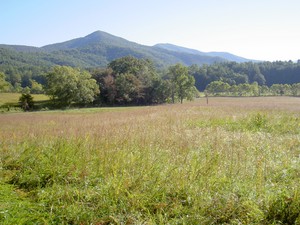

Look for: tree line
[190,60,300,91]
[205,80,300,97]
[24,56,195,108]
[1,57,300,109]
[2,59,300,94]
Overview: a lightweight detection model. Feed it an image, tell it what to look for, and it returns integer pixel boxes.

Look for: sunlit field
[0,93,49,106]
[0,93,49,113]
[1,97,300,224]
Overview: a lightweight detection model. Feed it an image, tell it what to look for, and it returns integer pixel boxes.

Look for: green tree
[115,73,142,104]
[100,56,159,105]
[259,85,270,96]
[151,78,172,104]
[230,84,239,96]
[291,83,300,96]
[6,68,21,87]
[248,63,266,85]
[46,66,99,106]
[177,73,196,103]
[237,83,252,96]
[250,82,259,96]
[0,72,11,92]
[270,84,287,96]
[168,64,196,103]
[102,73,117,104]
[22,86,31,94]
[19,93,34,111]
[30,79,44,94]
[92,68,116,105]
[205,81,230,96]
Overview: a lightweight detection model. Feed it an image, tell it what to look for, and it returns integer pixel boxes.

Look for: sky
[1,0,300,61]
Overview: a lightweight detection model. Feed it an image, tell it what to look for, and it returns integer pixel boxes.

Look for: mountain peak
[84,30,115,41]
[42,30,135,51]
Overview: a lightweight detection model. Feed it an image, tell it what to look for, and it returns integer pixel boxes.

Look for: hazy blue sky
[1,0,300,61]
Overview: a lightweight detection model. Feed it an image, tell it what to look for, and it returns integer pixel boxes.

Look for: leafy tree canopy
[46,66,99,106]
[93,56,162,105]
[0,72,11,92]
[168,63,196,103]
[19,93,34,111]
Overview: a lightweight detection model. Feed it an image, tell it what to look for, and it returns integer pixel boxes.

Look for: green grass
[0,92,142,113]
[0,93,49,105]
[0,93,50,112]
[1,97,300,224]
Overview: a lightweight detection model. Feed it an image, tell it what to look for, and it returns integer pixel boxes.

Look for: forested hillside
[190,61,300,91]
[154,43,252,63]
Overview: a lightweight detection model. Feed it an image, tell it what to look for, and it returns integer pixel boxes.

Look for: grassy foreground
[0,97,300,224]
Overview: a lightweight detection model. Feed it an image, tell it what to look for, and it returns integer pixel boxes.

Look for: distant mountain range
[0,30,255,69]
[153,43,251,63]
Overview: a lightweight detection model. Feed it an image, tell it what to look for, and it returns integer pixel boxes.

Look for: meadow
[0,93,49,112]
[0,97,300,224]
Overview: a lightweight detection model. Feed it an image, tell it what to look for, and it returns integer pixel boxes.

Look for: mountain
[0,30,254,70]
[41,31,232,67]
[154,43,252,63]
[0,44,42,53]
[42,31,138,51]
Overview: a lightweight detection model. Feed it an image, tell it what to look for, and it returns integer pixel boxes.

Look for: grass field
[0,93,50,113]
[0,93,49,106]
[1,97,300,224]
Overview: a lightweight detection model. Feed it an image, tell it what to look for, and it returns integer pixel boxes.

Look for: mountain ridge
[154,43,252,63]
[0,30,255,68]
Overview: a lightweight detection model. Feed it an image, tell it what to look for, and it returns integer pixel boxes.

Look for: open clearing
[0,97,300,224]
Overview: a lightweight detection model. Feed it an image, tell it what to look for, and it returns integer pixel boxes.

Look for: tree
[113,56,158,104]
[248,63,266,85]
[115,73,142,104]
[46,66,100,106]
[96,56,160,105]
[237,83,252,96]
[259,85,270,96]
[250,82,259,96]
[0,72,11,92]
[291,83,300,96]
[102,73,117,104]
[6,68,21,87]
[176,72,196,103]
[270,84,291,96]
[19,93,34,111]
[108,56,143,75]
[92,68,116,105]
[168,64,196,103]
[205,81,230,96]
[150,78,172,104]
[30,79,44,94]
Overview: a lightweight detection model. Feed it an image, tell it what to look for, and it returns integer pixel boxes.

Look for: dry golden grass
[1,96,298,138]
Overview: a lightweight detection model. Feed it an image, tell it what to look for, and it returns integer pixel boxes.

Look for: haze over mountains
[0,30,254,69]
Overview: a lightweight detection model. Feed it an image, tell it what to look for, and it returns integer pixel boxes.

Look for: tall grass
[1,97,300,224]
